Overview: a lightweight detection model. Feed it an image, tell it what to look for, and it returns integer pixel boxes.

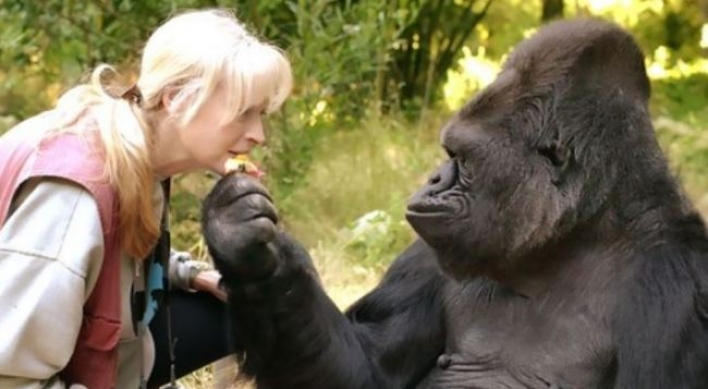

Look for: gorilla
[202,18,708,389]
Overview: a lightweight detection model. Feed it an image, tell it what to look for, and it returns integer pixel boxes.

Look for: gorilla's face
[405,84,578,278]
[406,21,653,279]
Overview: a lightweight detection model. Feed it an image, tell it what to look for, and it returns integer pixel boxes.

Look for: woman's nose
[246,119,266,145]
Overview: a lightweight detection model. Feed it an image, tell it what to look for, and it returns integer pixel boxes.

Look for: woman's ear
[161,86,182,116]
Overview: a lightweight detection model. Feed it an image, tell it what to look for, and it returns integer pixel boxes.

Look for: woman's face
[178,87,268,175]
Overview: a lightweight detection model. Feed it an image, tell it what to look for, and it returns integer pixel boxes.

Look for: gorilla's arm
[223,236,446,389]
[344,239,447,386]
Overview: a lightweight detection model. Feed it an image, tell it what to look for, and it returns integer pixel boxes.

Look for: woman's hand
[191,269,227,302]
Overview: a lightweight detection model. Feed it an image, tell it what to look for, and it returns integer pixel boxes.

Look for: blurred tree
[0,0,216,118]
[700,0,708,19]
[541,0,564,22]
[388,0,494,112]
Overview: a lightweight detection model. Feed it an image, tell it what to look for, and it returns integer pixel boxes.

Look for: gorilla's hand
[202,173,279,283]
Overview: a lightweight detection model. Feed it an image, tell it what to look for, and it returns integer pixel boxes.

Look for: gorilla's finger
[213,173,272,203]
[230,193,279,224]
[235,217,278,246]
[207,216,277,247]
[204,216,277,263]
[231,174,271,197]
[215,240,279,282]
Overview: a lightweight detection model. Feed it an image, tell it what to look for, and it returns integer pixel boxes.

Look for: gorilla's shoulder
[622,214,708,312]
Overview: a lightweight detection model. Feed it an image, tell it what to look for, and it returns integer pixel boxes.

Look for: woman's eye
[235,110,256,122]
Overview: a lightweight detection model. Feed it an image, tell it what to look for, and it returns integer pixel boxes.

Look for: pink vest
[0,112,122,389]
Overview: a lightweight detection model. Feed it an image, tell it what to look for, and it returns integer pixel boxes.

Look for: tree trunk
[541,0,564,22]
[391,0,493,109]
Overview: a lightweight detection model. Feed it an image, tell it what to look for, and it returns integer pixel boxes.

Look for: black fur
[203,18,708,388]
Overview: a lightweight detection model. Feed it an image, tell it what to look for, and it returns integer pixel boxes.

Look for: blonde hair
[53,9,293,259]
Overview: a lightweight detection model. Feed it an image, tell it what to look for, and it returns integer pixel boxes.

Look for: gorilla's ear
[569,27,650,102]
[537,140,573,186]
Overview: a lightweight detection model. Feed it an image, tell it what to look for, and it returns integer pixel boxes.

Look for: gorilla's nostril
[428,174,441,185]
[436,354,452,369]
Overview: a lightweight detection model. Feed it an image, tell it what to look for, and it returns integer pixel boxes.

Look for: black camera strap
[158,178,181,389]
[136,178,180,389]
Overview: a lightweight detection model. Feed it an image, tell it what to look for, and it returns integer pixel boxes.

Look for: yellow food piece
[224,155,262,177]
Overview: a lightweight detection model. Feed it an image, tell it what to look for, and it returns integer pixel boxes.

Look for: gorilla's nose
[425,160,457,196]
[406,159,459,215]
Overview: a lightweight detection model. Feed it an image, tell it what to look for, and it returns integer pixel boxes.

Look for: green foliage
[343,210,411,269]
[255,0,501,197]
[651,68,708,202]
[254,0,396,198]
[0,0,213,118]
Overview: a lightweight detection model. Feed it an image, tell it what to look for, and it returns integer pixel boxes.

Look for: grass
[276,112,447,271]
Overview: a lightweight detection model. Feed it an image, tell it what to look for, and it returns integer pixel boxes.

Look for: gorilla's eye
[538,144,567,167]
[444,147,456,159]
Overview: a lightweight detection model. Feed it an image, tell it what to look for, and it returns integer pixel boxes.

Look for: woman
[0,8,292,389]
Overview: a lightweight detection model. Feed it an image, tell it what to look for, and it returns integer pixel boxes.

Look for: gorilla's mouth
[406,192,466,217]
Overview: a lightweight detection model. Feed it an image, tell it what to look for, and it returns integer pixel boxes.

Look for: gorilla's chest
[418,281,615,389]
